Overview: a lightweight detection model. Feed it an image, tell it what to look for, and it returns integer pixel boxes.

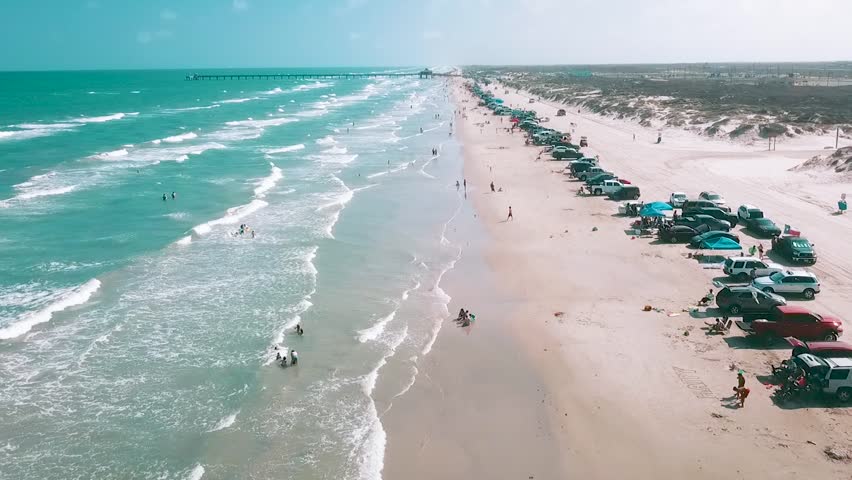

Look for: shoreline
[382,77,852,479]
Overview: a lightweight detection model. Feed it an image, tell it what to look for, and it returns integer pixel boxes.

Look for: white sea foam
[225,117,298,128]
[322,146,348,155]
[315,135,337,145]
[264,144,305,154]
[176,155,189,163]
[70,112,137,123]
[0,123,77,142]
[207,411,239,432]
[15,185,78,200]
[0,279,101,340]
[192,199,269,235]
[175,235,192,246]
[292,81,333,92]
[91,148,129,160]
[161,132,198,143]
[165,104,220,113]
[186,464,205,480]
[253,163,283,198]
[216,97,258,104]
[357,311,397,343]
[263,87,284,95]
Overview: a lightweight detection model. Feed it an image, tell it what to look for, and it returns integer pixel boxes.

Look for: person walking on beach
[735,386,750,407]
[463,179,467,191]
[490,181,495,192]
[456,180,460,191]
[290,350,299,366]
[758,243,764,259]
[507,206,513,221]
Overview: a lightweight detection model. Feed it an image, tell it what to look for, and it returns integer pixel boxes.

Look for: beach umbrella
[639,204,666,217]
[494,99,504,104]
[700,237,742,250]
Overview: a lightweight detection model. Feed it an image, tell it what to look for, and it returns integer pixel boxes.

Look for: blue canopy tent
[639,203,669,217]
[699,237,742,250]
[644,201,673,212]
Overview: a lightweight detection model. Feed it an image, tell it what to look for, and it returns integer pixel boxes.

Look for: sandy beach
[384,78,852,479]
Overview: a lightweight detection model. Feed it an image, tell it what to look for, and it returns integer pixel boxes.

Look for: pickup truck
[590,180,625,196]
[771,235,817,265]
[577,167,607,182]
[736,305,843,341]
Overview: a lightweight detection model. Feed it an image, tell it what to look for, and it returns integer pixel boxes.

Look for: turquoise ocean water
[0,69,465,479]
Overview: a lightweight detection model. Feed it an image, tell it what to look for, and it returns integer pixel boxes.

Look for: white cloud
[233,0,248,11]
[423,30,443,40]
[137,30,173,44]
[160,9,177,21]
[349,32,362,41]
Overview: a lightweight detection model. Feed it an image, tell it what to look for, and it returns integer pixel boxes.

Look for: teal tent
[699,237,742,250]
[639,204,668,217]
[644,201,673,212]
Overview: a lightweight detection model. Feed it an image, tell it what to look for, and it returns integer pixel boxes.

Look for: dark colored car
[585,173,617,185]
[786,337,852,358]
[716,286,786,315]
[771,235,817,265]
[682,199,732,213]
[608,185,640,200]
[569,162,595,175]
[747,217,782,237]
[552,149,584,160]
[736,305,843,341]
[675,215,731,232]
[688,230,741,248]
[658,224,709,243]
[685,207,739,227]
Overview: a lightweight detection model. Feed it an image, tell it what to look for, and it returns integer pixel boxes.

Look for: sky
[1,0,851,70]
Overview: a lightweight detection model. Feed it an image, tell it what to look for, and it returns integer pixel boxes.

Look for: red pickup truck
[736,305,843,341]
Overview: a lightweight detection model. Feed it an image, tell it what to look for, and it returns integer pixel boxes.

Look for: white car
[669,192,687,208]
[737,204,763,222]
[752,270,821,299]
[591,180,625,196]
[699,191,727,207]
[723,256,784,280]
[795,354,852,402]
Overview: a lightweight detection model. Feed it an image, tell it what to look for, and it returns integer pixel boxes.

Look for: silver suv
[752,270,820,299]
[723,256,783,281]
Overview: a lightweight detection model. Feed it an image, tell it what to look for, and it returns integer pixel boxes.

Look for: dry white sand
[384,78,852,480]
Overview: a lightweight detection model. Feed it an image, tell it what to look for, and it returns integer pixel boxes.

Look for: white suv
[796,354,852,402]
[669,192,687,208]
[752,270,821,299]
[591,180,625,196]
[723,256,784,281]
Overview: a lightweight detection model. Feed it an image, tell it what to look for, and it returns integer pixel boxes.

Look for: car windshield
[791,240,811,248]
[755,218,772,225]
[673,194,686,199]
[706,193,722,200]
[769,272,785,282]
[750,211,765,219]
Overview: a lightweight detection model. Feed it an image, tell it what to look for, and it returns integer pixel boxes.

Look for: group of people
[234,224,256,238]
[732,370,750,408]
[162,192,177,201]
[454,308,475,327]
[275,323,304,367]
[431,147,439,156]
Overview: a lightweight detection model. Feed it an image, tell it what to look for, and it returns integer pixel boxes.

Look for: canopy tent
[493,99,504,104]
[644,201,673,212]
[699,237,742,250]
[639,204,668,217]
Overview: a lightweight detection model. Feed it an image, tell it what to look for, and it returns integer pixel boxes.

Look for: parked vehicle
[608,185,641,201]
[675,215,731,232]
[737,204,764,222]
[699,191,727,207]
[723,256,784,281]
[591,180,626,196]
[747,217,782,237]
[552,148,584,160]
[569,161,596,175]
[682,199,732,213]
[787,354,852,402]
[736,305,843,341]
[669,192,687,208]
[685,207,739,226]
[579,136,588,147]
[689,230,740,248]
[658,224,708,243]
[577,167,607,182]
[716,286,786,315]
[752,270,820,299]
[556,109,566,116]
[584,173,617,185]
[771,235,817,265]
[785,337,852,358]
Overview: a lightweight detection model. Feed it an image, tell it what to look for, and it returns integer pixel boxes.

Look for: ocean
[0,69,464,479]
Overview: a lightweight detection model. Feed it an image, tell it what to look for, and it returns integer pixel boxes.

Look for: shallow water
[0,69,462,479]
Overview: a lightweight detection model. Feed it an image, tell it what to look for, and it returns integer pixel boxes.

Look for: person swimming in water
[290,350,299,365]
[162,193,167,201]
[171,191,176,199]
